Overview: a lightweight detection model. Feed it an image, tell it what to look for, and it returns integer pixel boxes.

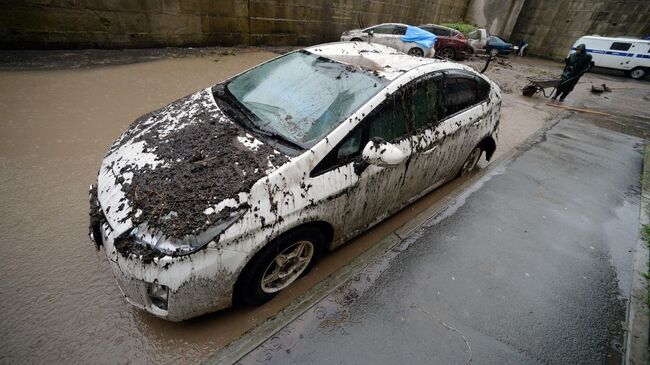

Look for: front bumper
[100,223,250,321]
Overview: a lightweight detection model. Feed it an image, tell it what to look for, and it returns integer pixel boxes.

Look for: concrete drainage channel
[626,145,650,365]
[203,116,593,365]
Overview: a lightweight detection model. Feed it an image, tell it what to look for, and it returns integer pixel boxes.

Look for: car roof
[304,42,466,81]
[366,22,408,28]
[419,24,459,33]
[579,35,649,43]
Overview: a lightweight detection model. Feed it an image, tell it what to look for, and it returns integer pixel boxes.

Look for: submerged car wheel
[350,38,363,42]
[234,226,325,306]
[408,47,424,57]
[439,47,456,59]
[459,147,482,177]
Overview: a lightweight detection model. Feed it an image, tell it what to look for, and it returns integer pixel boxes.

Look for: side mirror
[369,30,374,37]
[362,138,406,167]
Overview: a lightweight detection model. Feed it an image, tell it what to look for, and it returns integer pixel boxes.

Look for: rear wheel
[438,47,456,59]
[628,67,647,80]
[489,48,499,56]
[459,147,482,177]
[234,226,325,306]
[408,47,424,57]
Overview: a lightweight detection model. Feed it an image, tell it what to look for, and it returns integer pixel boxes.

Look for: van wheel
[234,226,325,306]
[408,47,424,57]
[458,147,483,177]
[628,67,647,80]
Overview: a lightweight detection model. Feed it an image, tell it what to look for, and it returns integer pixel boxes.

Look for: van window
[610,42,632,51]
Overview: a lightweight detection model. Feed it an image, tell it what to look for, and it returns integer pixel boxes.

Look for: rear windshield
[227,51,389,148]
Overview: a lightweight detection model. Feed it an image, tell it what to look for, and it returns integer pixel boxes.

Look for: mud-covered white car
[89,42,500,321]
[341,23,436,58]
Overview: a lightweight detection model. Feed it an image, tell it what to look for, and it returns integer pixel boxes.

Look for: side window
[393,26,407,35]
[411,77,442,130]
[337,128,363,160]
[370,25,396,35]
[610,42,631,51]
[311,127,364,176]
[476,76,491,102]
[368,94,409,142]
[441,76,478,117]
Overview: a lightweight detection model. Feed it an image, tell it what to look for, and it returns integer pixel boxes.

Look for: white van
[569,36,650,79]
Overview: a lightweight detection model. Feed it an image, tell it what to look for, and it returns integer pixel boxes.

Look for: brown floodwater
[0,50,565,364]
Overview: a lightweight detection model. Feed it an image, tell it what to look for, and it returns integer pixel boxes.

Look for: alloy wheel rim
[261,241,314,293]
[462,148,481,175]
[441,49,454,59]
[409,49,423,57]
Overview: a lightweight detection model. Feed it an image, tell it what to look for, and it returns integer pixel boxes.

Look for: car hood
[96,87,290,239]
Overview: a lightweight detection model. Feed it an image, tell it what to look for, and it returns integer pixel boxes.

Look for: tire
[350,38,363,42]
[408,47,424,57]
[234,226,325,306]
[458,146,482,177]
[489,48,499,56]
[629,67,647,80]
[439,47,456,60]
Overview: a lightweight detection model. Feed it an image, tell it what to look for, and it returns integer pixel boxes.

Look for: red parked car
[418,24,470,60]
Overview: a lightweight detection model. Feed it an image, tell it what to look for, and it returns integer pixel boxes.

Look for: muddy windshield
[226,50,388,148]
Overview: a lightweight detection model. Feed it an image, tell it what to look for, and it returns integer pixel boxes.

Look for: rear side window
[441,76,478,117]
[610,42,631,51]
[476,77,491,102]
[393,26,407,35]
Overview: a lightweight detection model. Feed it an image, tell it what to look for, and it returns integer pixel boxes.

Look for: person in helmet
[552,44,592,102]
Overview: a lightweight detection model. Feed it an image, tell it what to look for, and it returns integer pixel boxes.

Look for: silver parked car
[341,23,435,58]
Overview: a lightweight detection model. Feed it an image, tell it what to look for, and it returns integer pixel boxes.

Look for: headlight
[128,209,246,256]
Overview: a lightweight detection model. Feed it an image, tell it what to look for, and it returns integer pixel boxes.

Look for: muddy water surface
[0,51,286,364]
[0,51,564,364]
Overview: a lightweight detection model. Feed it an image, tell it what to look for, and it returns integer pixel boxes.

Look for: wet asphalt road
[236,116,643,364]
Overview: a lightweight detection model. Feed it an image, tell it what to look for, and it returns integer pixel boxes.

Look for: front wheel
[459,147,482,177]
[234,226,325,306]
[408,47,424,57]
[350,38,363,42]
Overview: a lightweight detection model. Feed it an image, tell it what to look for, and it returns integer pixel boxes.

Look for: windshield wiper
[212,85,305,151]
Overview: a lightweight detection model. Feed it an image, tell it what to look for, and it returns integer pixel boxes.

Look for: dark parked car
[418,24,470,60]
[486,35,514,55]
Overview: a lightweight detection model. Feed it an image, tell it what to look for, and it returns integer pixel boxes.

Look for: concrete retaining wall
[0,0,467,49]
[510,0,650,60]
[1,0,649,60]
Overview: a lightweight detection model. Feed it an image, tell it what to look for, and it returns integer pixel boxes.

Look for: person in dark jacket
[552,44,592,102]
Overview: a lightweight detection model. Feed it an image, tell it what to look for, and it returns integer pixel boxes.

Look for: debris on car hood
[96,87,290,240]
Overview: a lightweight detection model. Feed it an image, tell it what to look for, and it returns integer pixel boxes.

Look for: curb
[202,116,563,365]
[625,144,650,365]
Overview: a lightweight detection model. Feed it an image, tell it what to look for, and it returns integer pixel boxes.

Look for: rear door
[430,71,492,184]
